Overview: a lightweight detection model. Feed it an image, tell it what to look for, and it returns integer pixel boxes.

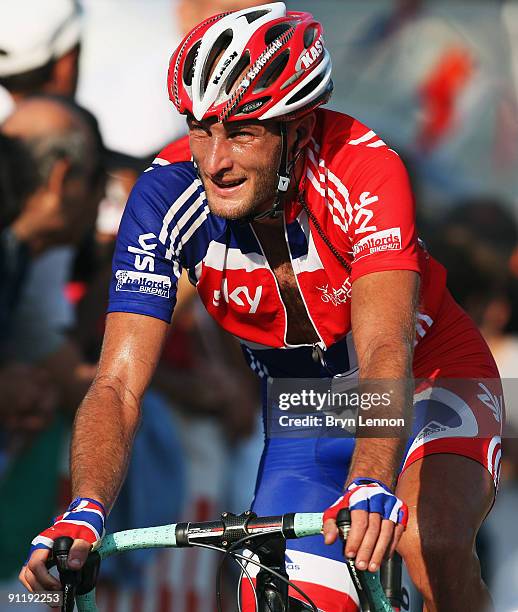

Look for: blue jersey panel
[108,162,204,323]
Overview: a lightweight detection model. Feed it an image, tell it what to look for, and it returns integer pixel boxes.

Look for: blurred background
[0,0,517,610]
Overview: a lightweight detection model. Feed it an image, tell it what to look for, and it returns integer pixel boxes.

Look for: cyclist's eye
[189,122,208,134]
[229,130,252,139]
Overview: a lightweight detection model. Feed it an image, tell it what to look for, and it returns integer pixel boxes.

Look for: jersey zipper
[250,223,290,347]
[281,214,329,366]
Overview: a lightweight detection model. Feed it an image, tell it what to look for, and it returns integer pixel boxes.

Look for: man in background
[0,0,81,113]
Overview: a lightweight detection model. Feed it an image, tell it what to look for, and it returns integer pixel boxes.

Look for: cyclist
[21,3,503,610]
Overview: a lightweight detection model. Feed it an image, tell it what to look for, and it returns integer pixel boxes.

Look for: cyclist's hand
[19,498,106,593]
[322,478,408,572]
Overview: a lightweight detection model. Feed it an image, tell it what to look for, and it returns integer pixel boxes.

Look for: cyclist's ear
[290,112,316,156]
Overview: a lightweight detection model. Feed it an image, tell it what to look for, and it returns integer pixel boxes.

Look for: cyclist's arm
[19,311,168,593]
[71,311,169,508]
[347,268,419,487]
[344,152,420,486]
[322,269,418,566]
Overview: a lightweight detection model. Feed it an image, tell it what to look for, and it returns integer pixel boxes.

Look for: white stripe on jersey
[326,168,354,226]
[306,149,348,219]
[177,204,210,250]
[159,179,202,245]
[203,240,266,272]
[416,323,427,338]
[144,157,172,172]
[487,436,501,487]
[417,313,433,326]
[347,130,376,145]
[305,147,349,218]
[366,140,386,148]
[164,192,206,259]
[306,167,348,234]
[306,146,354,234]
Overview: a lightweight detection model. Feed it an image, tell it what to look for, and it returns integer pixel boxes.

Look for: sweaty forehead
[187,113,279,133]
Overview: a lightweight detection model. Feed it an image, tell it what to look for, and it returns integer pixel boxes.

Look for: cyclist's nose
[203,135,233,177]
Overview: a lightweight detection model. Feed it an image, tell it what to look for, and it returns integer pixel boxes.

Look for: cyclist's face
[188,116,281,220]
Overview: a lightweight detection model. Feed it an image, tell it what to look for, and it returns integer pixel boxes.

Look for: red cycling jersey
[154,108,446,353]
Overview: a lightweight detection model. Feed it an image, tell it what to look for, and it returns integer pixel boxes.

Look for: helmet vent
[225,50,251,95]
[183,41,202,87]
[265,23,292,46]
[280,69,304,91]
[303,25,318,49]
[287,70,327,105]
[244,9,270,24]
[254,51,290,93]
[201,29,233,94]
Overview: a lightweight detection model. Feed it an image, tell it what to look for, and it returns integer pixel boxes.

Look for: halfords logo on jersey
[115,270,171,298]
[353,227,402,261]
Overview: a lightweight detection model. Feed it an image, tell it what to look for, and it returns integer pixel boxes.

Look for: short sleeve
[348,152,420,283]
[107,167,187,323]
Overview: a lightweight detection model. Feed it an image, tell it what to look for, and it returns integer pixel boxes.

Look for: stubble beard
[198,162,280,221]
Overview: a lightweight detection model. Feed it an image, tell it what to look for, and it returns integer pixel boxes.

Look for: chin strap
[248,122,293,222]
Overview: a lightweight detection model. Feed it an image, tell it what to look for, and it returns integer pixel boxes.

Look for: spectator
[0,97,106,570]
[0,133,57,483]
[0,133,38,332]
[0,0,81,107]
[1,96,105,383]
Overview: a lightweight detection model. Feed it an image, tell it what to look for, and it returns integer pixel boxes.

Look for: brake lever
[52,536,101,611]
[53,537,79,612]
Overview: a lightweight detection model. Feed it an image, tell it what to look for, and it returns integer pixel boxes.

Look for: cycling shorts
[241,291,503,611]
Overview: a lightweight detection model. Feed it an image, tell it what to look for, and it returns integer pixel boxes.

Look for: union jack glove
[323,478,408,527]
[27,497,106,560]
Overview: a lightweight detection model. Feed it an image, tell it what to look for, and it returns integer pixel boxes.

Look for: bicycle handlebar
[53,510,393,612]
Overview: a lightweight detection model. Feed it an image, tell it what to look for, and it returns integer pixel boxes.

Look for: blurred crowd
[0,1,517,611]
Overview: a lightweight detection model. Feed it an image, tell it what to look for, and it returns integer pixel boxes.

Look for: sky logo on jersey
[115,270,171,298]
[353,227,402,261]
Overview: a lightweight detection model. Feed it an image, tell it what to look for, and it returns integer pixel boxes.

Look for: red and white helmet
[168,2,333,123]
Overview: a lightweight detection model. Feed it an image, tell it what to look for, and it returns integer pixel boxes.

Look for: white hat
[0,85,15,123]
[0,0,82,77]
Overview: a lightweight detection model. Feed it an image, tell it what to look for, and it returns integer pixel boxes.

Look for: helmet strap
[249,122,297,222]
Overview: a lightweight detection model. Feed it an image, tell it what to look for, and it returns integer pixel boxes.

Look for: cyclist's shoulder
[130,136,201,209]
[155,135,191,165]
[312,108,402,174]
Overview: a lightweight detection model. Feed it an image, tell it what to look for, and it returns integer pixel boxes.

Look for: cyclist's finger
[367,518,394,571]
[354,512,382,570]
[18,565,32,591]
[23,567,55,595]
[322,517,339,545]
[67,538,92,569]
[25,550,61,592]
[388,522,406,558]
[344,509,369,558]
